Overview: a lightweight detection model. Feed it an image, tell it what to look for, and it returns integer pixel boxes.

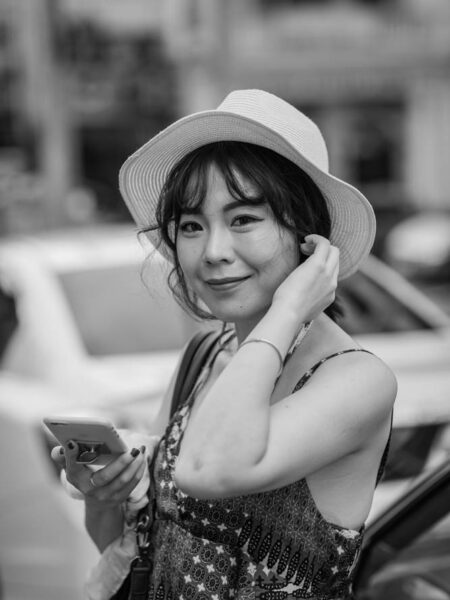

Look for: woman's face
[176,164,299,333]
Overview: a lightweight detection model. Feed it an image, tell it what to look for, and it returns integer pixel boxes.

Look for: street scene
[0,1,450,599]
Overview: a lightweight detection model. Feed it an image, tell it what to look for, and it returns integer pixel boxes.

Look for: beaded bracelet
[239,338,284,378]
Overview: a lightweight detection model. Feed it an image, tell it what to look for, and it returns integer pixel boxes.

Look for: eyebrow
[181,199,265,216]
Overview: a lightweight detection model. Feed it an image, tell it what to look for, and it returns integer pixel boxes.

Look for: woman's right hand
[271,234,339,324]
[51,434,159,508]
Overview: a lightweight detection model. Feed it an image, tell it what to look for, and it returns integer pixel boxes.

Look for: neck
[233,316,264,345]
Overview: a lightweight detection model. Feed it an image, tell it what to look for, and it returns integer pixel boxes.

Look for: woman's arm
[85,501,124,553]
[174,237,397,498]
[175,348,396,498]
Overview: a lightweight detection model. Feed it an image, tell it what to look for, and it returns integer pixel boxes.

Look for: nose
[203,226,234,264]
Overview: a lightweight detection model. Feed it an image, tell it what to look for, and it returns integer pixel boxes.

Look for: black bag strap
[170,329,222,418]
[122,329,222,600]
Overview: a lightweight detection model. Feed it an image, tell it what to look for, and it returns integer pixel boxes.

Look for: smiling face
[156,141,340,325]
[176,165,299,336]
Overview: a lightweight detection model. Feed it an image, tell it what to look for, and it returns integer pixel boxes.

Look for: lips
[205,275,251,289]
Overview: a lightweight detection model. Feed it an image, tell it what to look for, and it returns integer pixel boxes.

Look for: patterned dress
[146,346,390,600]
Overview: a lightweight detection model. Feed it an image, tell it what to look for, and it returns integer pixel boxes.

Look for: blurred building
[1,0,450,246]
[0,0,176,232]
[163,0,450,250]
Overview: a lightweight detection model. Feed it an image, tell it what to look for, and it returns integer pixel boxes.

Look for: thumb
[50,445,66,467]
[63,440,85,475]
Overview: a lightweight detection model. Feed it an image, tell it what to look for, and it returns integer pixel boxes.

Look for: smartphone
[43,416,128,466]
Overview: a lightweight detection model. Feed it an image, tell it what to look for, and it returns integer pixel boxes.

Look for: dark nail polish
[59,447,65,455]
[140,445,146,454]
[68,441,75,450]
[130,448,140,458]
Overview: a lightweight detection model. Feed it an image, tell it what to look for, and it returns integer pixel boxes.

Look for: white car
[0,224,201,412]
[384,211,450,282]
[0,225,449,599]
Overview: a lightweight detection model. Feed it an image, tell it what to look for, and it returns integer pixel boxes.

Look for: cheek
[253,230,299,277]
[239,229,284,265]
[176,240,200,286]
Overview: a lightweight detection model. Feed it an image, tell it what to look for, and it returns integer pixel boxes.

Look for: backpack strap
[170,329,223,418]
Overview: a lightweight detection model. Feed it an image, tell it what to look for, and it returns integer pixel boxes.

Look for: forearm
[85,500,124,553]
[175,304,304,495]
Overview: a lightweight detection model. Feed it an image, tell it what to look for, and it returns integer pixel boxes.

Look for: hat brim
[119,110,375,279]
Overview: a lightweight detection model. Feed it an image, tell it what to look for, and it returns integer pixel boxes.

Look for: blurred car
[1,225,450,600]
[384,211,450,282]
[355,458,450,600]
[0,224,200,413]
[340,257,450,597]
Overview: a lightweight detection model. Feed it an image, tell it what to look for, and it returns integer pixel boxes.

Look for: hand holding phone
[43,416,128,466]
[45,417,160,510]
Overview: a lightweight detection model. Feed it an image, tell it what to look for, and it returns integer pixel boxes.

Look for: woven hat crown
[218,90,329,172]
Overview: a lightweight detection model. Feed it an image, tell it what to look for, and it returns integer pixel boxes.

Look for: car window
[339,271,433,335]
[57,264,196,355]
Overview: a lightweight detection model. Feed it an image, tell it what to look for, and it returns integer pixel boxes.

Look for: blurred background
[1,0,450,280]
[0,1,450,599]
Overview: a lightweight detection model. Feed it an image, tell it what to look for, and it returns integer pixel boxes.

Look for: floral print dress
[145,348,390,600]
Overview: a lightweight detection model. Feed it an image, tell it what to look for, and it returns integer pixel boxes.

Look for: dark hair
[143,141,342,322]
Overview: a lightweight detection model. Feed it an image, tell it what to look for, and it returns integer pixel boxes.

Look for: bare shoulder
[345,349,397,405]
[304,348,397,430]
[290,315,397,414]
[279,347,397,451]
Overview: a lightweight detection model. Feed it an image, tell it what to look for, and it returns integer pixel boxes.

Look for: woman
[54,90,397,599]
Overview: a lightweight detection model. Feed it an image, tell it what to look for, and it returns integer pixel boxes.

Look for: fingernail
[59,447,65,455]
[140,445,146,454]
[67,441,75,450]
[130,448,140,457]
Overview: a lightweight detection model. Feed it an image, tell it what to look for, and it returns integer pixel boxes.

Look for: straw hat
[119,89,375,279]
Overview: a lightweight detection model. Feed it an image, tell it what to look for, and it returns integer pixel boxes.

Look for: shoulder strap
[170,329,222,417]
[293,348,373,392]
[118,331,222,600]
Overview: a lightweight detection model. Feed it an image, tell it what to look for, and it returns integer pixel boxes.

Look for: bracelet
[239,338,284,378]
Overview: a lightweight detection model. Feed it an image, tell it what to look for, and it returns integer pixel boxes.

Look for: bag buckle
[135,512,151,549]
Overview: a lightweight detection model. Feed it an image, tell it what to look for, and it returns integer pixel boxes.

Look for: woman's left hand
[51,432,160,508]
[271,234,339,323]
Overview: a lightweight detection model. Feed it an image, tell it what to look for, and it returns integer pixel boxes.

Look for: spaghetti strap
[292,348,373,392]
[293,348,392,487]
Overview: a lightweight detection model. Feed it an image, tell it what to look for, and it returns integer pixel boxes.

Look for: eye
[179,220,202,234]
[231,215,261,227]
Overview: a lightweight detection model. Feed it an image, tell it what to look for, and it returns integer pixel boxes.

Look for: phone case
[43,416,128,465]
